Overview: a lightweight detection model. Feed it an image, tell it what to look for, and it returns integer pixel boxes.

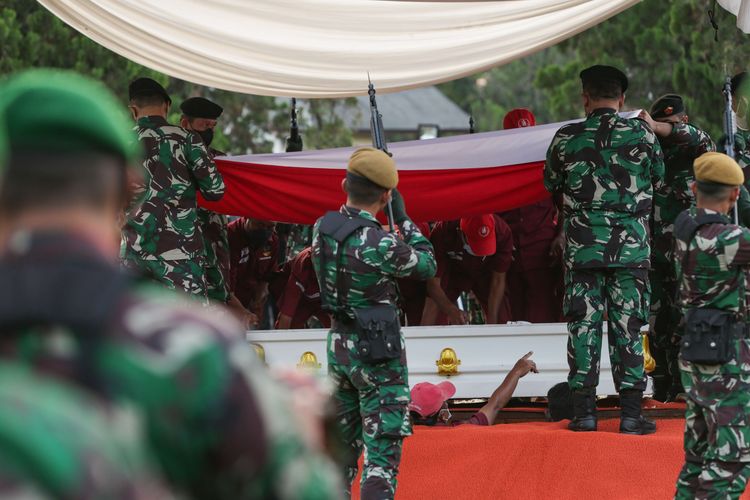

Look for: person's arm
[637,110,674,138]
[424,277,467,325]
[545,132,566,258]
[486,271,507,324]
[185,131,225,201]
[276,277,304,330]
[367,217,436,280]
[226,293,259,329]
[477,352,538,425]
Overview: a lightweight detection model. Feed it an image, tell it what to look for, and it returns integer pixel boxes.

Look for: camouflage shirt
[734,128,750,182]
[652,123,715,266]
[675,208,750,315]
[0,231,341,500]
[544,108,665,269]
[123,116,225,261]
[311,206,436,315]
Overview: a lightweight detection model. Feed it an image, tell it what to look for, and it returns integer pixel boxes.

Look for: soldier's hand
[512,351,538,377]
[549,232,565,259]
[638,110,656,130]
[390,188,409,223]
[447,305,469,325]
[244,311,260,330]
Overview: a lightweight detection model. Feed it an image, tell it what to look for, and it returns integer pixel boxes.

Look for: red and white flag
[200,112,639,224]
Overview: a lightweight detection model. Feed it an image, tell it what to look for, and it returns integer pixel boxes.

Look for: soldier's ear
[341,179,348,195]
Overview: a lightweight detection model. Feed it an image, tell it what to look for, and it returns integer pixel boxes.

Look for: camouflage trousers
[327,328,411,500]
[123,257,207,304]
[676,338,750,499]
[648,264,683,397]
[564,268,648,392]
[205,265,229,304]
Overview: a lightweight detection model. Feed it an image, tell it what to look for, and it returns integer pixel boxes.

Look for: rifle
[469,115,475,134]
[285,97,303,153]
[723,76,740,224]
[367,74,395,232]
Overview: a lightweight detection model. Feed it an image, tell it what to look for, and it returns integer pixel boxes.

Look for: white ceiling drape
[718,0,750,33]
[38,0,640,98]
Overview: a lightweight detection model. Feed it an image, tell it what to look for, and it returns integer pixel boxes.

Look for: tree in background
[0,0,354,153]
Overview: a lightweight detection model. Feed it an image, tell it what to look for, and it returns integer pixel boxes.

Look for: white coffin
[248,323,626,398]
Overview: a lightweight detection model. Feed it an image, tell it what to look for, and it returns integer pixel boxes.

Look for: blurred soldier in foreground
[122,78,225,301]
[312,147,436,499]
[180,97,232,305]
[638,94,715,402]
[544,65,664,434]
[499,108,564,323]
[674,153,750,499]
[0,69,340,499]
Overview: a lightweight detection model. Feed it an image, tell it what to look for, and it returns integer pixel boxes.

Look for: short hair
[583,81,623,100]
[695,180,736,202]
[129,93,168,108]
[0,151,127,216]
[344,173,387,205]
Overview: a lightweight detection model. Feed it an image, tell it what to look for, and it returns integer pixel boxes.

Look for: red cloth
[352,419,706,500]
[201,159,547,224]
[275,247,330,328]
[227,218,279,309]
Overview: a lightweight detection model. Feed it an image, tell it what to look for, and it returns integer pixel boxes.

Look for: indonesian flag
[200,112,640,224]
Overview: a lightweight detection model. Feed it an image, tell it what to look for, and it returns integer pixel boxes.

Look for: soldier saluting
[311,147,436,499]
[544,65,665,434]
[674,153,750,498]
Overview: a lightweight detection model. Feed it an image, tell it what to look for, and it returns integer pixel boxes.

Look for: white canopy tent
[39,0,640,98]
[719,0,750,33]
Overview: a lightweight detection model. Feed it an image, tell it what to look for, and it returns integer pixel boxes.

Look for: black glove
[390,188,409,224]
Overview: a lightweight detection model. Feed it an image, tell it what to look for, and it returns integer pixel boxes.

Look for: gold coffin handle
[298,351,322,370]
[436,347,461,376]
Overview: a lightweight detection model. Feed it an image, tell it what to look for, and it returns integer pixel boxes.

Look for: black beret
[579,64,628,93]
[128,77,170,103]
[650,93,685,119]
[180,97,223,119]
[731,72,748,96]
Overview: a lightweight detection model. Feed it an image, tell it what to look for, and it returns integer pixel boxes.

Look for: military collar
[696,207,731,222]
[341,205,379,224]
[136,115,169,128]
[587,108,618,118]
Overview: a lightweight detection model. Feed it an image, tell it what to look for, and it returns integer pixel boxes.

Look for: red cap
[409,381,456,418]
[459,214,496,256]
[503,108,536,130]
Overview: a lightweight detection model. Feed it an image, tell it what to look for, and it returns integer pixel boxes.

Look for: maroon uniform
[499,199,563,322]
[430,216,513,324]
[397,221,432,326]
[227,218,279,316]
[275,247,330,329]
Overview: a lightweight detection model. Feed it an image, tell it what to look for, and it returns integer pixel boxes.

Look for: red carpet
[351,419,750,500]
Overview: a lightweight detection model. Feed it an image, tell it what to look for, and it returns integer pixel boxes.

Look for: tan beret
[694,152,745,186]
[347,147,398,189]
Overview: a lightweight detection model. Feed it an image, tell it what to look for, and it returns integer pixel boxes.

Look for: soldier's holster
[674,211,739,365]
[319,211,402,364]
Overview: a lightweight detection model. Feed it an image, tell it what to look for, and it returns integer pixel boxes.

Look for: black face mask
[247,228,272,248]
[197,128,214,147]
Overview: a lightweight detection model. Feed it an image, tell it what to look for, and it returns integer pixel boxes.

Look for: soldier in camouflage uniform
[673,152,750,499]
[544,65,664,434]
[122,78,225,301]
[312,147,436,499]
[179,96,231,304]
[0,69,341,499]
[730,72,750,185]
[638,94,716,402]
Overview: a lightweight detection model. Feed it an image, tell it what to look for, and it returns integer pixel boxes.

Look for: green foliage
[0,1,353,154]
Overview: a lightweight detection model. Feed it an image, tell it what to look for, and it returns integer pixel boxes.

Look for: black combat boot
[619,389,657,435]
[567,388,597,432]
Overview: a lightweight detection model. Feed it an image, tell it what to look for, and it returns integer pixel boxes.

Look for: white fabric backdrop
[719,0,750,33]
[38,0,640,98]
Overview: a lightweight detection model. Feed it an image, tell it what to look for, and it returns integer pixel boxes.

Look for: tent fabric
[719,0,750,33]
[200,111,640,224]
[39,0,640,98]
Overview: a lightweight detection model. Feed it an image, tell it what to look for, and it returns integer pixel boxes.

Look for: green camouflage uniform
[650,123,715,398]
[3,230,341,500]
[0,363,171,499]
[674,208,750,499]
[122,116,225,301]
[282,224,313,263]
[544,108,665,392]
[312,206,436,499]
[199,147,231,303]
[734,129,750,186]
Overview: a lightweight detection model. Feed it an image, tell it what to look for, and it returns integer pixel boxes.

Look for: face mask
[247,228,271,247]
[197,128,214,147]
